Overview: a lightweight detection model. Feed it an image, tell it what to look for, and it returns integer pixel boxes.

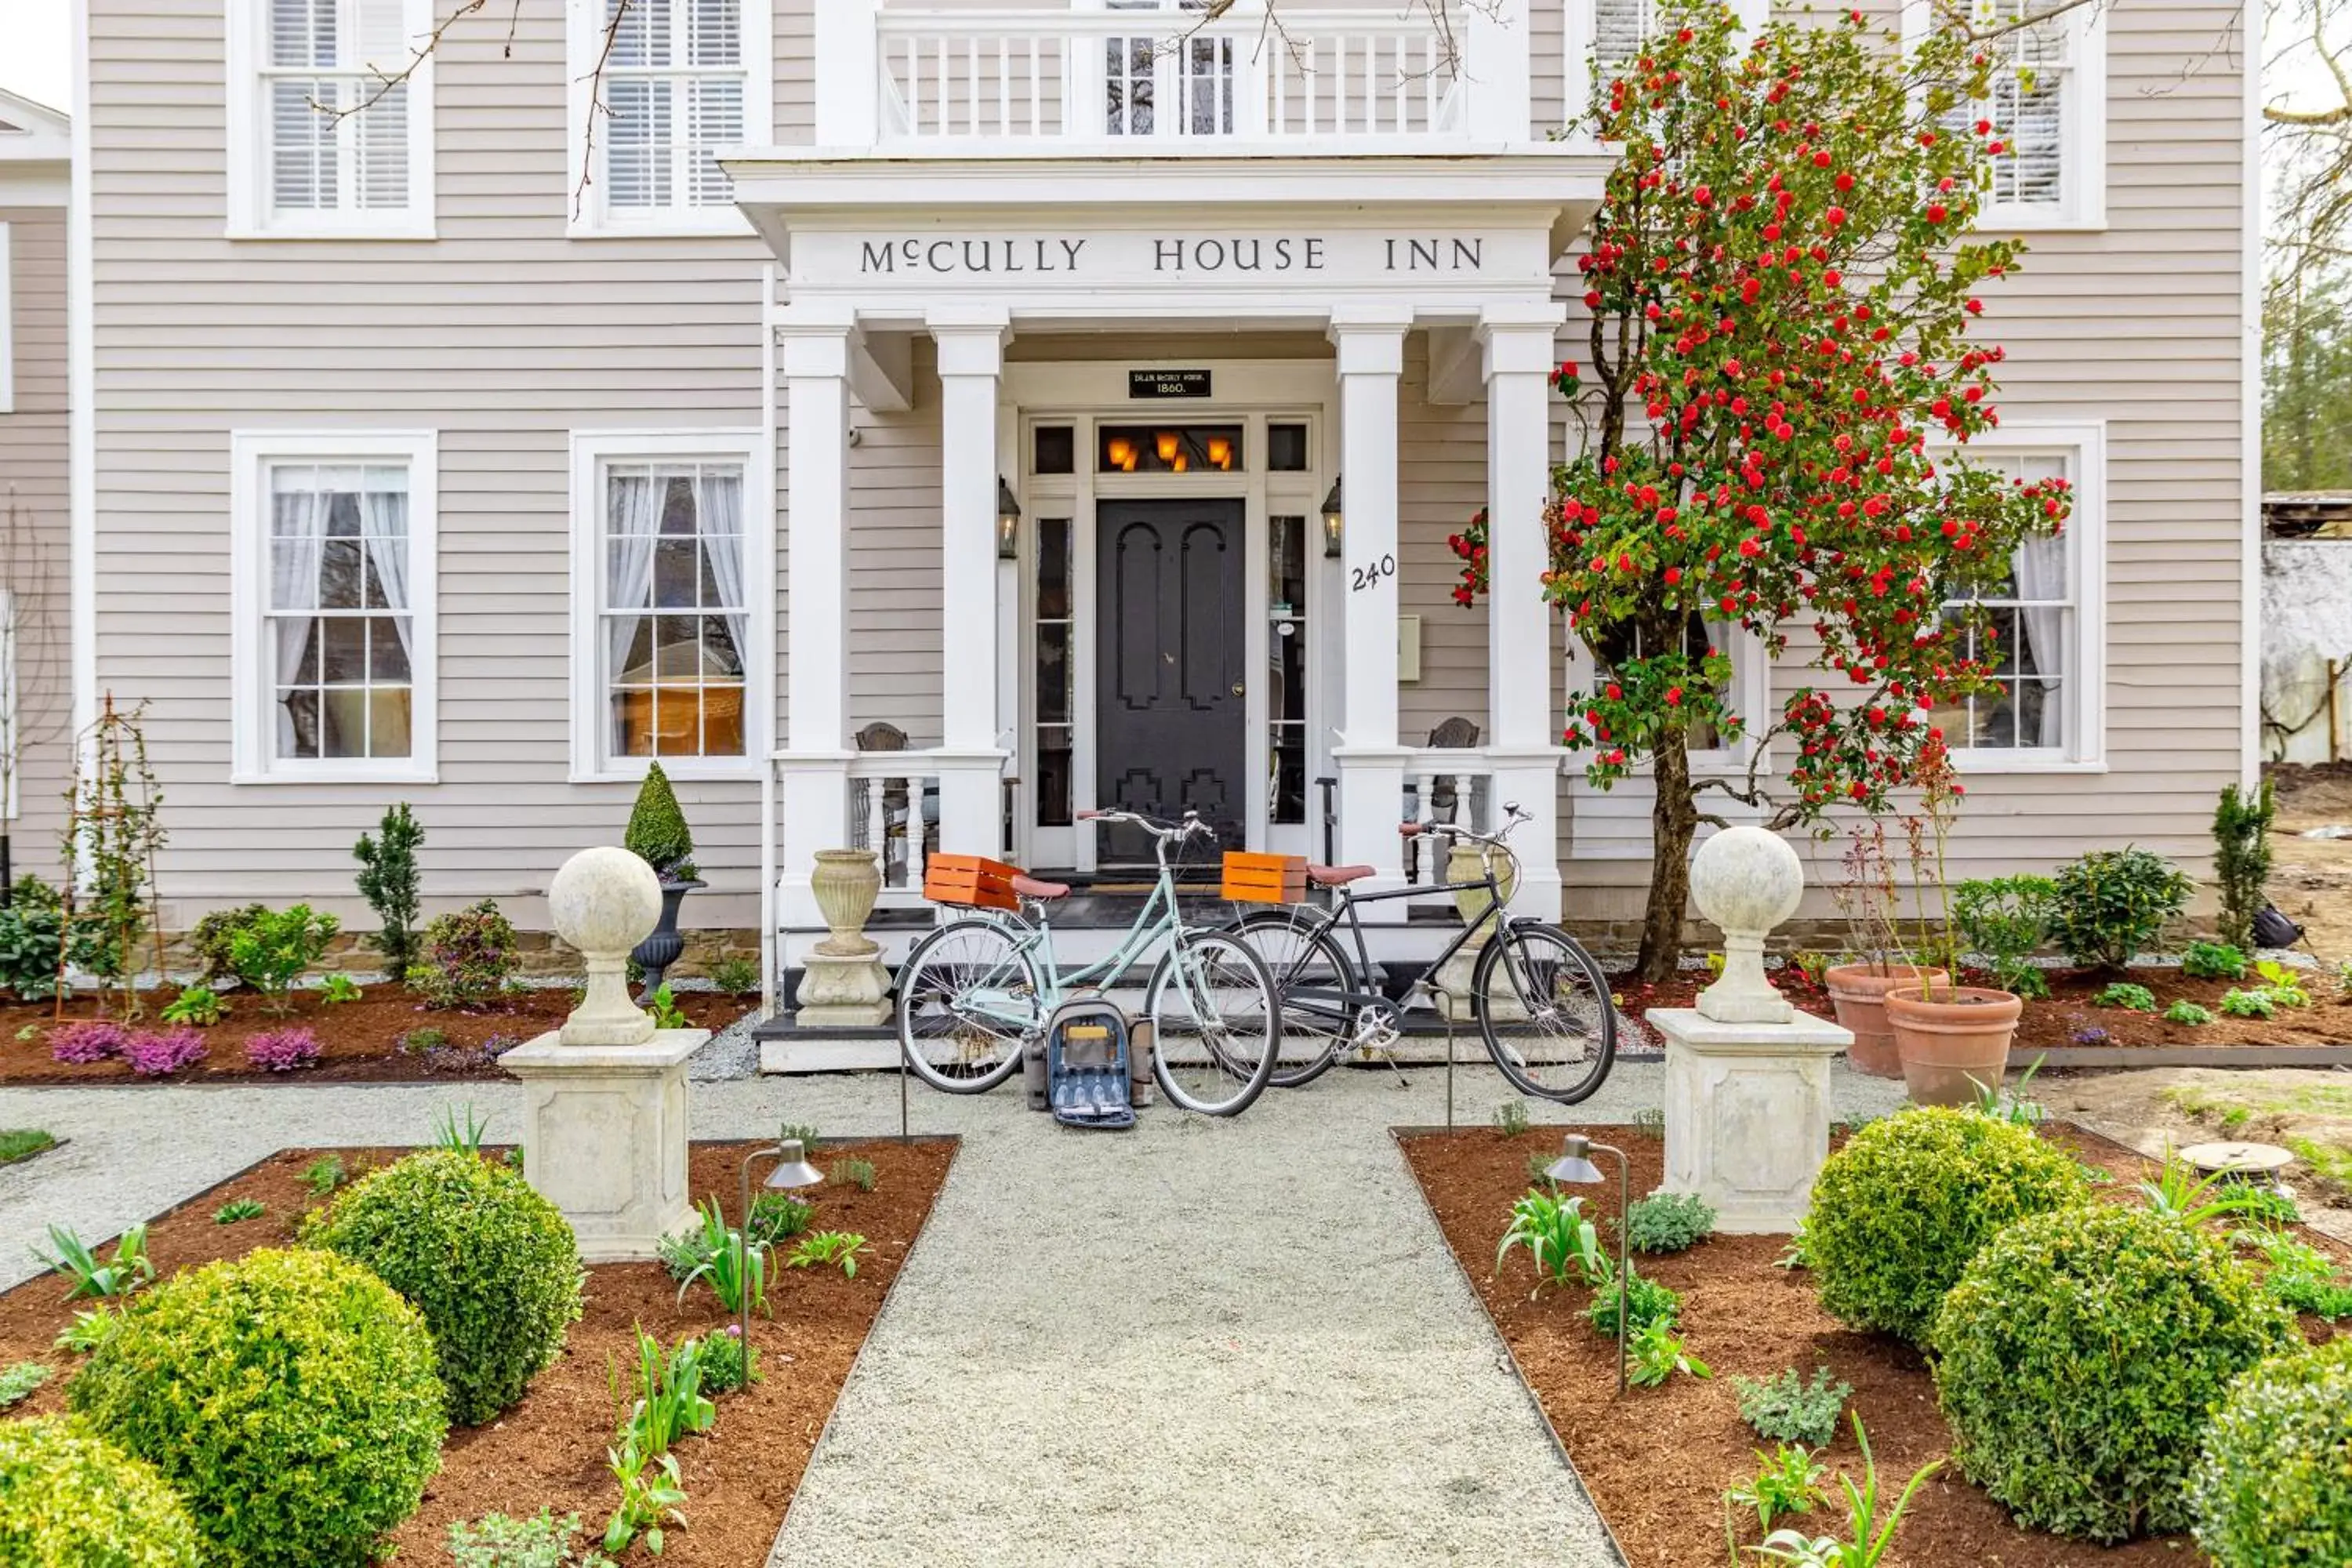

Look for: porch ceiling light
[1155,430,1181,464]
[996,476,1022,559]
[1321,477,1345,558]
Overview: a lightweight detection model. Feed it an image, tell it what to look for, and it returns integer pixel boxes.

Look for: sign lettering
[1129,369,1213,400]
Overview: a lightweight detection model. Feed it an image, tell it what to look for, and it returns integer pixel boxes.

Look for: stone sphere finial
[550,847,661,1046]
[1692,826,1805,1025]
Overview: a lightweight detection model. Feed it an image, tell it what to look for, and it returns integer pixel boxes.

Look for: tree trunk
[1634,731,1702,983]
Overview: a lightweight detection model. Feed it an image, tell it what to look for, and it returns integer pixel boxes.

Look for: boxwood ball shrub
[1806,1107,2089,1344]
[67,1247,445,1568]
[2190,1340,2352,1567]
[0,1414,205,1567]
[306,1149,583,1425]
[1931,1204,2296,1544]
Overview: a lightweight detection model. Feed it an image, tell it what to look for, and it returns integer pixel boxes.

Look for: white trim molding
[0,222,13,414]
[567,426,773,782]
[223,0,438,239]
[228,430,441,784]
[1900,0,2107,234]
[564,0,771,238]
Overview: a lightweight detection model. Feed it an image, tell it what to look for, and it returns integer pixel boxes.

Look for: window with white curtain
[1574,0,1766,131]
[572,0,771,230]
[1910,0,2106,228]
[230,433,437,782]
[597,459,749,762]
[227,0,434,235]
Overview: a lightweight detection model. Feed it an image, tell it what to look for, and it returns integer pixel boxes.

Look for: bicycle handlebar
[1080,808,1214,844]
[1397,801,1534,848]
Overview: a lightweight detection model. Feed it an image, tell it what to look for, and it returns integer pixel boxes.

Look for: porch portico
[729,152,1608,954]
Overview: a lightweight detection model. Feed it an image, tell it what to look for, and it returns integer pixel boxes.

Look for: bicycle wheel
[1472,923,1617,1105]
[1147,929,1281,1116]
[895,917,1042,1094]
[1228,909,1357,1089]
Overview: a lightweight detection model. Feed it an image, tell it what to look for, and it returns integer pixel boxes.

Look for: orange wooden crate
[1221,851,1308,906]
[923,853,1025,912]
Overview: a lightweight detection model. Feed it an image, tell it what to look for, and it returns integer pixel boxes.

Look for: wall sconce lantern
[996,476,1022,560]
[1320,477,1345,558]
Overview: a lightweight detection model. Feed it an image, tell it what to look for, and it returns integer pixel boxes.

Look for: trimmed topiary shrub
[2189,1340,2352,1567]
[305,1149,583,1426]
[0,1414,205,1567]
[624,760,696,879]
[1806,1106,2089,1344]
[67,1247,446,1568]
[1932,1204,2297,1544]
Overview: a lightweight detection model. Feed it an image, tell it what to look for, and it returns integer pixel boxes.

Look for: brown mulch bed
[1399,1124,2345,1568]
[0,985,753,1085]
[1,1137,953,1566]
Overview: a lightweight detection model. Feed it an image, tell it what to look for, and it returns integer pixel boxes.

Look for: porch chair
[852,722,940,887]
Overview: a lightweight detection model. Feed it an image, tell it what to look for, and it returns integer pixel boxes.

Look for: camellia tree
[1447,1,2071,981]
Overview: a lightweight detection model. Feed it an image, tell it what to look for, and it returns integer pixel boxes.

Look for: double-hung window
[1571,0,1766,129]
[570,431,767,778]
[569,0,771,232]
[1578,612,1763,772]
[227,0,435,237]
[1907,0,2107,229]
[230,433,438,782]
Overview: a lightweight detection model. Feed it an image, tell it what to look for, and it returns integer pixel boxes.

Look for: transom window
[600,460,748,761]
[230,0,434,234]
[1098,425,1243,474]
[1934,452,2075,754]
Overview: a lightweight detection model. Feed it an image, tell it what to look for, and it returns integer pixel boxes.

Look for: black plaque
[1129,368,1213,400]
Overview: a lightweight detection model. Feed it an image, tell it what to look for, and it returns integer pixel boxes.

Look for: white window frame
[0,222,13,413]
[229,430,440,783]
[1564,0,1767,140]
[568,428,771,782]
[1931,420,2107,773]
[224,0,437,239]
[564,0,771,238]
[1563,617,1769,779]
[1900,0,2107,232]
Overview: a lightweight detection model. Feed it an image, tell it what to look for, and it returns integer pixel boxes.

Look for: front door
[1096,498,1247,866]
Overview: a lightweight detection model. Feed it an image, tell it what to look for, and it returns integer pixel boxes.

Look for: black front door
[1097,498,1247,866]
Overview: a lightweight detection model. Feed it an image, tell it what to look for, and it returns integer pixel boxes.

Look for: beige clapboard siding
[1,205,74,884]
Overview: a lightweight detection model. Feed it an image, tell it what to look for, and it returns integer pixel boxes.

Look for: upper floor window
[1573,0,1766,129]
[230,432,439,782]
[227,0,436,238]
[1908,0,2107,230]
[571,0,771,233]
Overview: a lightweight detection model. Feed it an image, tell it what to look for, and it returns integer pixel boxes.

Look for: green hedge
[1933,1204,2296,1543]
[306,1149,583,1425]
[0,1415,205,1568]
[2190,1339,2352,1566]
[1806,1107,2089,1343]
[67,1247,446,1568]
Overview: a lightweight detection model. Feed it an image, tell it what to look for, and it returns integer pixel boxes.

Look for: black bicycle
[1224,803,1617,1103]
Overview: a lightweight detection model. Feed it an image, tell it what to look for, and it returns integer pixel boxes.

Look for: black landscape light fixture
[996,476,1022,559]
[739,1134,826,1359]
[1320,476,1345,557]
[1548,1132,1631,1395]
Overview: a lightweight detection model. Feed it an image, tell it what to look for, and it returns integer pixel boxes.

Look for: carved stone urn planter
[1824,962,1950,1079]
[630,876,706,1000]
[810,848,884,957]
[796,849,890,1027]
[1884,982,2024,1107]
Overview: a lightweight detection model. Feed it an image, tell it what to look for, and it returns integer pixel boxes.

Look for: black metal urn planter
[622,760,701,1002]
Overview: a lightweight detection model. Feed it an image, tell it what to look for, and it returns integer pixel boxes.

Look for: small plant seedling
[1492,1098,1530,1138]
[446,1509,613,1568]
[1774,1219,1813,1271]
[1734,1367,1852,1448]
[778,1122,823,1152]
[0,1129,57,1166]
[601,1439,688,1559]
[1965,1054,2049,1127]
[318,973,363,1004]
[1788,951,1831,990]
[1626,1318,1711,1387]
[647,984,690,1030]
[394,1026,447,1055]
[160,985,227,1026]
[212,1197,266,1225]
[788,1231,866,1279]
[1497,1189,1609,1294]
[1523,1150,1560,1189]
[2254,958,2311,1007]
[1728,1445,1829,1535]
[1623,1191,1716,1254]
[0,1360,52,1408]
[2220,987,2277,1019]
[709,955,760,996]
[1753,1417,1940,1568]
[30,1222,154,1302]
[1631,1106,1666,1142]
[829,1155,877,1192]
[1584,1268,1680,1341]
[2092,982,2158,1013]
[2164,1000,2214,1025]
[746,1192,814,1247]
[300,1153,347,1196]
[674,1200,767,1314]
[55,1308,120,1355]
[2181,940,2248,981]
[2137,1148,2277,1227]
[432,1102,492,1156]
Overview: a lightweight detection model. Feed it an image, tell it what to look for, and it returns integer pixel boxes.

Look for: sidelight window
[1035,515,1076,827]
[1267,516,1308,825]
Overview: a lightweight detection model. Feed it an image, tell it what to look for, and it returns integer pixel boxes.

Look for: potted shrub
[624,761,702,1000]
[1823,821,1946,1078]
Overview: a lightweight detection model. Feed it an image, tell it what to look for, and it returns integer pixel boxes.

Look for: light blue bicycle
[893,808,1282,1116]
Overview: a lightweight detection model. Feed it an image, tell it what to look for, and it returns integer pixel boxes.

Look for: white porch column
[1481,304,1568,921]
[775,308,858,930]
[813,0,880,147]
[931,307,1012,861]
[1464,0,1531,143]
[1329,308,1412,915]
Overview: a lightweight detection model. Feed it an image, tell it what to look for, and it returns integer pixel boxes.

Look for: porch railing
[847,753,941,904]
[1402,748,1495,889]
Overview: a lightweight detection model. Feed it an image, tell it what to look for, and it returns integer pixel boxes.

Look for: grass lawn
[0,1129,56,1166]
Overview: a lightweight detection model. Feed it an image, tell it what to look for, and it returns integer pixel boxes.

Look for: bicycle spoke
[896,921,1040,1093]
[1150,931,1278,1116]
[1475,925,1616,1104]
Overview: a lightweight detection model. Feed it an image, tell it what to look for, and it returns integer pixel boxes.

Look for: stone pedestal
[501,1030,707,1262]
[1650,1007,1853,1233]
[793,951,891,1026]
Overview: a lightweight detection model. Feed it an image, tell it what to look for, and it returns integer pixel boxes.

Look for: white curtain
[2013,534,2068,748]
[606,473,662,686]
[698,469,747,673]
[360,482,412,662]
[270,485,328,755]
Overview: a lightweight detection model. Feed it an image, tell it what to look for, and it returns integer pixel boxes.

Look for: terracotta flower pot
[1885,984,2024,1107]
[1824,963,1950,1079]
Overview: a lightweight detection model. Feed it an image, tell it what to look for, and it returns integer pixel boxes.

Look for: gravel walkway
[0,1058,1908,1563]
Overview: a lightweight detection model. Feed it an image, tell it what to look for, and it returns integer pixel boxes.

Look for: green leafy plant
[1584,1265,1678,1340]
[31,1221,152,1302]
[2237,1226,2352,1319]
[1753,1417,1940,1568]
[2092,981,2158,1013]
[354,802,425,981]
[187,904,268,986]
[829,1155,877,1192]
[624,760,696,880]
[1626,1317,1710,1388]
[708,955,759,995]
[0,877,89,1004]
[0,1128,56,1165]
[746,1192,814,1247]
[225,904,339,1014]
[304,1149,583,1427]
[1774,1218,1812,1272]
[2211,779,2277,955]
[2165,1000,2216,1026]
[647,983,688,1030]
[777,1122,822,1152]
[318,972,362,1005]
[1497,1189,1609,1294]
[2136,1150,2274,1227]
[2049,848,2193,971]
[675,1199,767,1313]
[789,1230,866,1279]
[2220,986,2278,1019]
[70,700,169,1018]
[301,1152,347,1196]
[2183,940,2249,982]
[601,1439,687,1559]
[1624,1190,1715,1254]
[1965,1054,2048,1127]
[55,1309,120,1355]
[1733,1367,1853,1449]
[158,985,225,1025]
[1631,1105,1666,1142]
[698,1325,758,1395]
[1788,951,1831,991]
[1931,1203,2296,1543]
[618,1327,716,1460]
[212,1197,265,1225]
[2254,957,2311,1007]
[0,1360,51,1408]
[1493,1098,1530,1137]
[433,1102,492,1156]
[408,900,521,1010]
[447,1508,615,1568]
[2190,1338,2352,1568]
[1806,1107,2090,1344]
[67,1247,447,1566]
[1951,876,2056,1000]
[0,1414,206,1567]
[1729,1445,1828,1536]
[397,1025,448,1055]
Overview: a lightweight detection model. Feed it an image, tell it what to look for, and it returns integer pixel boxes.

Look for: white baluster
[1029,37,1041,135]
[1303,38,1316,135]
[864,777,888,880]
[967,36,979,134]
[1392,35,1404,132]
[934,38,947,136]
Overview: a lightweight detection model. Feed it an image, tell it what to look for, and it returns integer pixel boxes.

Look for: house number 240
[1350,554,1398,593]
